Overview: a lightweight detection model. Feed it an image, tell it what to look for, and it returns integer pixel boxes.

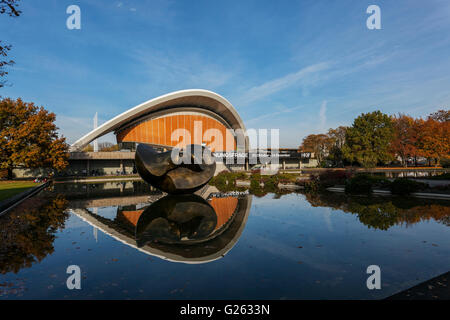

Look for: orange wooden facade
[116,114,236,151]
[208,197,238,231]
[120,210,143,227]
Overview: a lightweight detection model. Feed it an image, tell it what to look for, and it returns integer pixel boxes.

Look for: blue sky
[1,0,450,147]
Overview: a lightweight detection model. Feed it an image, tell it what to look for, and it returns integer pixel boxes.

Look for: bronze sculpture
[135,143,216,194]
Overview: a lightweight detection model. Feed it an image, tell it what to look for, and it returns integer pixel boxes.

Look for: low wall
[0,181,51,217]
[12,168,54,179]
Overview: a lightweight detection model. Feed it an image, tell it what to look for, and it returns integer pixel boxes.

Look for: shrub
[366,175,392,189]
[390,178,426,195]
[209,171,242,191]
[250,177,261,189]
[318,170,352,187]
[430,185,450,192]
[249,174,269,196]
[296,175,320,193]
[224,171,248,181]
[209,171,228,189]
[441,158,450,168]
[304,180,320,193]
[276,173,298,184]
[428,172,450,180]
[345,174,373,194]
[0,169,8,180]
[261,175,278,192]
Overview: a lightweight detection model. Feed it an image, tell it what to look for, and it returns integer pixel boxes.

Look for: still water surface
[0,181,449,299]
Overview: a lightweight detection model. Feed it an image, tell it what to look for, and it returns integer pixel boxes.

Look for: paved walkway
[387,272,449,300]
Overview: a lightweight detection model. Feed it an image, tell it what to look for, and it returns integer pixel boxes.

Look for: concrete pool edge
[386,271,450,300]
[0,181,51,217]
[326,187,450,200]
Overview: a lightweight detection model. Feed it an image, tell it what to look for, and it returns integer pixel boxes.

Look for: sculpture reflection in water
[136,194,221,246]
[135,143,216,194]
[71,187,252,263]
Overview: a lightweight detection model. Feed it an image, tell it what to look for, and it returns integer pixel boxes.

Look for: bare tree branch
[0,0,21,17]
[0,0,21,88]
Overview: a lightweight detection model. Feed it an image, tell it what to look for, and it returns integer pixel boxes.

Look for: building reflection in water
[3,181,448,274]
[68,186,252,264]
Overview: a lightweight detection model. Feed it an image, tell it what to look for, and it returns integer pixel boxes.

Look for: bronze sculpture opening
[135,143,216,194]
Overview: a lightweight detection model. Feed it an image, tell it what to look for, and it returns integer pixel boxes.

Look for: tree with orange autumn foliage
[300,133,333,164]
[0,195,68,274]
[415,111,450,166]
[391,114,419,167]
[0,98,69,179]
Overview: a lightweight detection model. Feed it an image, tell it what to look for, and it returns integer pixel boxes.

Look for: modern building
[65,89,250,176]
[70,89,248,153]
[12,89,317,178]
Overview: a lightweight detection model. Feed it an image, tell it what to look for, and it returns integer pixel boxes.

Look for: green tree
[342,111,394,168]
[0,98,69,179]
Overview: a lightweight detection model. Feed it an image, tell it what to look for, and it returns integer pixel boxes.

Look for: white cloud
[237,62,330,106]
[245,105,304,124]
[319,100,327,131]
[129,49,234,93]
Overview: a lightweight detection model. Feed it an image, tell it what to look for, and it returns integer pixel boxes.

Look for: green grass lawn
[0,181,38,202]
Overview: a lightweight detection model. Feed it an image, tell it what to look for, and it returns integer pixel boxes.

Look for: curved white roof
[70,89,247,151]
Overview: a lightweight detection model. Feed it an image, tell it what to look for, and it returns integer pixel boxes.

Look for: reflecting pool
[0,181,449,299]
